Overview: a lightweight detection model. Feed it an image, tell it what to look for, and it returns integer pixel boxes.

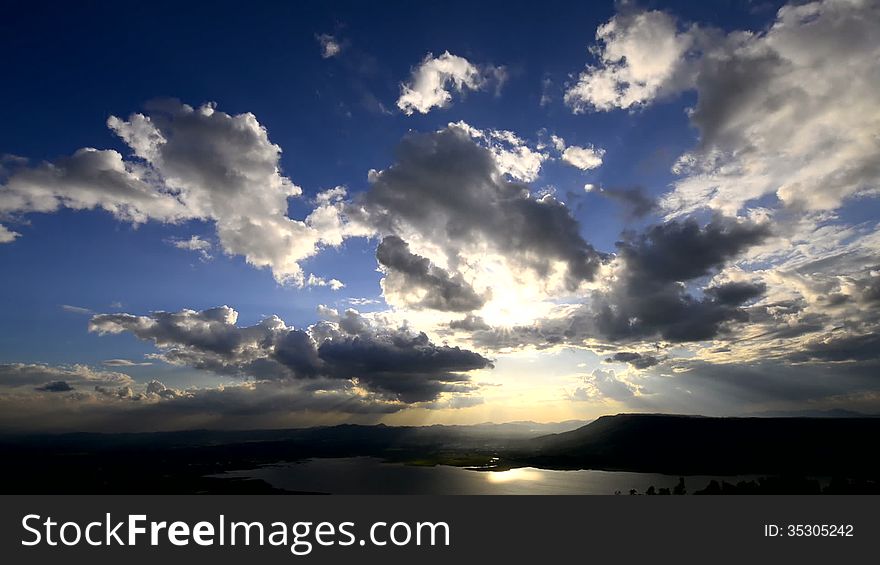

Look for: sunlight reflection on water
[218,457,765,495]
[485,468,543,483]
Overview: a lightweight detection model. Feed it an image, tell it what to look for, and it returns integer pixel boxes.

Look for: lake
[217,457,761,495]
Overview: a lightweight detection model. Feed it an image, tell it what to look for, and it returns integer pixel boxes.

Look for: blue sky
[1,0,879,431]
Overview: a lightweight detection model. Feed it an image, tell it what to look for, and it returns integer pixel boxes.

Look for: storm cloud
[89,305,492,403]
[591,217,770,342]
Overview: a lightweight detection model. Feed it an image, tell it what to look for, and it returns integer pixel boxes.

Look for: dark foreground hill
[0,421,582,493]
[1,414,878,493]
[513,413,880,477]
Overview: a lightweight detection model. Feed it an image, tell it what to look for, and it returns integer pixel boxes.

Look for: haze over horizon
[1,0,879,433]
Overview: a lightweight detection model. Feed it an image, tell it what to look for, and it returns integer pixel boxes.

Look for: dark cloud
[595,186,657,218]
[614,358,880,417]
[35,381,73,392]
[689,49,788,153]
[90,306,492,404]
[789,333,880,363]
[605,352,661,369]
[705,281,767,305]
[353,126,606,290]
[90,306,245,356]
[468,217,771,350]
[593,217,770,342]
[376,235,486,311]
[859,272,880,303]
[449,314,491,332]
[272,330,325,378]
[319,331,490,402]
[618,217,770,283]
[0,363,134,389]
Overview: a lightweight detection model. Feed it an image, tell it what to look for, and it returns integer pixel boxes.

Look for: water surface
[219,457,761,495]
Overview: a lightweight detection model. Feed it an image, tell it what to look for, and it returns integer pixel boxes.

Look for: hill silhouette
[514,413,880,477]
[1,414,878,493]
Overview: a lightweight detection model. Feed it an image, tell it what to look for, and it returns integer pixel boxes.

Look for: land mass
[2,414,878,494]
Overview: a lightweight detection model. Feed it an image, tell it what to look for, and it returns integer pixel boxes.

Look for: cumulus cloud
[0,223,19,243]
[568,1,880,216]
[591,216,770,342]
[376,235,487,312]
[0,99,360,285]
[561,145,605,171]
[565,9,697,112]
[451,121,549,182]
[467,216,771,350]
[667,0,880,215]
[306,274,345,291]
[352,125,606,294]
[541,134,606,174]
[89,305,492,403]
[397,52,506,115]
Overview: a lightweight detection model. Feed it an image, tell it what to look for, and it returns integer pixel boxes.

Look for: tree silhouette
[673,477,687,495]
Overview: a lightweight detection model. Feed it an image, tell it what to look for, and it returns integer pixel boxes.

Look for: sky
[1,0,879,432]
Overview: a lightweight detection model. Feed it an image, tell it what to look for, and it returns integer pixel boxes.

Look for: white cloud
[581,368,639,402]
[661,0,880,216]
[167,235,212,260]
[307,274,345,291]
[316,33,342,58]
[565,10,696,112]
[0,224,19,243]
[314,186,347,205]
[550,135,566,153]
[0,100,361,285]
[348,297,380,306]
[566,1,880,216]
[561,145,605,171]
[0,146,188,223]
[450,121,549,182]
[397,52,506,115]
[356,125,606,309]
[61,305,94,315]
